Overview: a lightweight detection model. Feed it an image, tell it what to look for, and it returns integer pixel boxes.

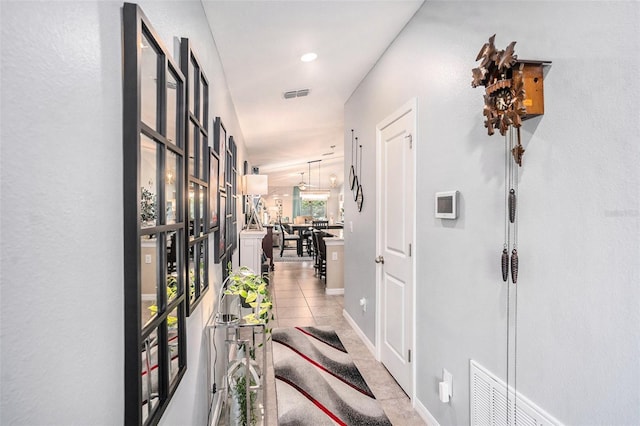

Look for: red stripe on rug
[276,374,347,426]
[274,339,375,398]
[295,327,348,353]
[141,354,179,377]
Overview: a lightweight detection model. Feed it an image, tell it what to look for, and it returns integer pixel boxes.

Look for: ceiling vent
[283,89,310,99]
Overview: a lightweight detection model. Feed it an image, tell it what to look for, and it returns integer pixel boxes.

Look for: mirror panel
[188,57,195,116]
[198,184,205,236]
[166,68,178,145]
[188,122,196,177]
[141,33,158,130]
[141,135,158,229]
[141,234,159,330]
[166,230,178,303]
[198,130,205,180]
[167,307,180,385]
[200,240,207,292]
[165,150,179,225]
[141,328,159,424]
[188,244,196,303]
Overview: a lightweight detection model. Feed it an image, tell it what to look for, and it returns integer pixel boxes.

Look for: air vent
[283,89,310,99]
[470,360,562,426]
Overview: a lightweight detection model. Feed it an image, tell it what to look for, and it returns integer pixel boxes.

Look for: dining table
[286,223,344,256]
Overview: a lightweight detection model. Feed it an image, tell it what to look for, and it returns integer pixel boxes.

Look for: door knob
[375,256,384,264]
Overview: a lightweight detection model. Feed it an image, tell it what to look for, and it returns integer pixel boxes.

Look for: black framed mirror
[180,37,210,315]
[123,4,187,424]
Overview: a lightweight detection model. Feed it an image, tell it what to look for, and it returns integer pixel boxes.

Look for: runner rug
[272,326,392,425]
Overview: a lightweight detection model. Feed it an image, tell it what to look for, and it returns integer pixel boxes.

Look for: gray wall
[1,2,245,424]
[344,1,639,425]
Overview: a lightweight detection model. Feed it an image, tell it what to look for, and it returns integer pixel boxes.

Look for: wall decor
[351,175,359,202]
[352,137,360,201]
[472,34,550,166]
[349,129,356,190]
[209,147,220,231]
[214,117,226,190]
[355,144,364,212]
[472,35,550,423]
[217,192,227,261]
[225,135,237,253]
[181,37,210,314]
[472,34,526,165]
[122,4,187,424]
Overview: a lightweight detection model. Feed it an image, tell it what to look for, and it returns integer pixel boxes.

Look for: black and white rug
[272,326,391,425]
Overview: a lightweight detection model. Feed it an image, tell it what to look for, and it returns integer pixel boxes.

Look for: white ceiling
[201,0,423,191]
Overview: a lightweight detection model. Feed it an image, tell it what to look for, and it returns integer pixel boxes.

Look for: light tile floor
[263,260,426,425]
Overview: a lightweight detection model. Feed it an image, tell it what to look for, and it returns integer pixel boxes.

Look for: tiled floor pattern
[263,260,426,425]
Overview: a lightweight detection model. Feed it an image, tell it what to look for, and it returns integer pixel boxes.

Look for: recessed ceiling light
[300,52,317,62]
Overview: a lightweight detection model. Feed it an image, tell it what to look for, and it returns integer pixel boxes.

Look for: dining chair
[278,218,300,257]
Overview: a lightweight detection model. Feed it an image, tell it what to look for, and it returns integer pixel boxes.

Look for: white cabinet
[324,236,344,295]
[239,230,266,274]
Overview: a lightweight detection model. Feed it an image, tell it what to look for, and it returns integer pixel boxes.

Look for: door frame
[375,97,417,401]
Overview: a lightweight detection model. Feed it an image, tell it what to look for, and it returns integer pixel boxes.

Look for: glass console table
[207,296,268,426]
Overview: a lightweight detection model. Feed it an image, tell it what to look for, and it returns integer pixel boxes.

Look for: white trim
[375,97,418,400]
[413,398,440,426]
[342,309,376,357]
[325,288,344,295]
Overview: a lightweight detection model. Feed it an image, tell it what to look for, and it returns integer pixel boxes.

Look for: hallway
[264,261,426,425]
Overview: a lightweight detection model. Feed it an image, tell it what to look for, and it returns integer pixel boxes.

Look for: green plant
[224,263,274,335]
[148,275,178,327]
[231,374,257,426]
[140,186,157,223]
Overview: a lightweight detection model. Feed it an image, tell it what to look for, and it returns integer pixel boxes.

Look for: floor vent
[470,360,563,426]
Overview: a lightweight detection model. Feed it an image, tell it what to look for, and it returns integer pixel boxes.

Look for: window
[301,199,327,219]
[123,4,187,424]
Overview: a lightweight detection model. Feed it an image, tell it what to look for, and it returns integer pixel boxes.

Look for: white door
[376,100,415,395]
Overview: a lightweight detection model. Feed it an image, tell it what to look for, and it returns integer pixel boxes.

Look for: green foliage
[140,187,157,223]
[224,264,274,335]
[231,375,257,426]
[300,199,327,218]
[148,275,178,326]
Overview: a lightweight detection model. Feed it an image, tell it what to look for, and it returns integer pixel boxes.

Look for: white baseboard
[325,288,344,295]
[342,309,438,426]
[413,398,440,426]
[342,309,376,357]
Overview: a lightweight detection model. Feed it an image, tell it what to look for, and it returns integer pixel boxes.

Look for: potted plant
[223,265,273,425]
[140,186,157,227]
[223,264,274,333]
[228,344,260,426]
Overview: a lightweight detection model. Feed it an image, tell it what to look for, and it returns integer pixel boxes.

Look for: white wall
[1,1,246,425]
[344,1,639,425]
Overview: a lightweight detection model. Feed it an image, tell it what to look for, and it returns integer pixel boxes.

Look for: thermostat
[435,191,459,219]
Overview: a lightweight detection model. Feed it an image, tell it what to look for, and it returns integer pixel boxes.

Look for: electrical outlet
[359,297,367,312]
[145,254,152,264]
[332,252,338,261]
[443,368,453,398]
